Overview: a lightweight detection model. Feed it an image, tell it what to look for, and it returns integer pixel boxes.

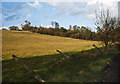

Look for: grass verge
[2,46,118,82]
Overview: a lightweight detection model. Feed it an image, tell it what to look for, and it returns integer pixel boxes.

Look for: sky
[1,0,120,31]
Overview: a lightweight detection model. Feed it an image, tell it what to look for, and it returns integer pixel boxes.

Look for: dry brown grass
[2,30,99,60]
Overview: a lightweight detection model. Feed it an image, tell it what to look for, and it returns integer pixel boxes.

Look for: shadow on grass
[2,47,118,82]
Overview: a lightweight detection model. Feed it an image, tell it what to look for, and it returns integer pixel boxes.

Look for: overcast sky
[1,0,119,31]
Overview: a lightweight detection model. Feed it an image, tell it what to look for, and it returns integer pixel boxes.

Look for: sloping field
[2,30,118,82]
[2,30,98,60]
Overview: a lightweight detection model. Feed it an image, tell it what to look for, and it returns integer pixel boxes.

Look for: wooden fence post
[12,55,45,83]
[56,50,70,59]
[93,44,102,55]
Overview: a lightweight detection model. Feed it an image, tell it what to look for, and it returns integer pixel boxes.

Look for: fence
[12,44,120,82]
[12,55,45,83]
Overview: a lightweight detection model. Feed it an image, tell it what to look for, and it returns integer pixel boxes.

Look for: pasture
[2,30,98,60]
[2,30,117,82]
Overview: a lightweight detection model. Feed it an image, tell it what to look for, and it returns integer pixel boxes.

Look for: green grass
[2,30,118,82]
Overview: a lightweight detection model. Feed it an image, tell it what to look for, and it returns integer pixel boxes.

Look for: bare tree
[95,9,117,50]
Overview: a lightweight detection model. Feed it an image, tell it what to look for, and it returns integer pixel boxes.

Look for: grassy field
[2,30,99,60]
[2,30,118,82]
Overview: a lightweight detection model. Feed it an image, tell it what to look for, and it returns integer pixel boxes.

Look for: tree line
[8,9,120,50]
[22,20,96,40]
[8,20,97,40]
